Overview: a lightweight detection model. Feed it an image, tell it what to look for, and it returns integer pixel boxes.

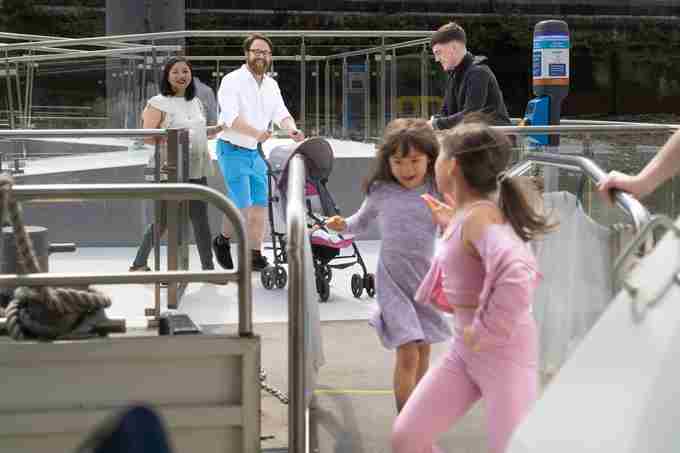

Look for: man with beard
[428,22,510,130]
[213,33,305,271]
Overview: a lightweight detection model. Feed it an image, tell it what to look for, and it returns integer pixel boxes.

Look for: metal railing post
[364,53,371,141]
[420,44,429,118]
[287,154,308,453]
[324,60,330,136]
[315,60,320,136]
[300,37,306,132]
[4,52,15,129]
[165,128,190,309]
[390,49,397,121]
[342,57,348,138]
[379,36,386,136]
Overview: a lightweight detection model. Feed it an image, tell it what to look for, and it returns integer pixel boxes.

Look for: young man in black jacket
[428,22,511,130]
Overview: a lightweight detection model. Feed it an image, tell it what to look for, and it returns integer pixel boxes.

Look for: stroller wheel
[351,273,363,298]
[316,275,330,302]
[261,266,276,290]
[274,266,288,289]
[322,265,332,283]
[364,273,376,298]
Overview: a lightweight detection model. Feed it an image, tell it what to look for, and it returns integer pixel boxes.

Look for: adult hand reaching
[597,170,647,202]
[289,129,305,142]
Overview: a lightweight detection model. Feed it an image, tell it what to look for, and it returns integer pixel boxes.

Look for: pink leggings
[391,340,537,453]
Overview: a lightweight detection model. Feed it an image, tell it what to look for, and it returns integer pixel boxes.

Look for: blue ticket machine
[522,20,570,148]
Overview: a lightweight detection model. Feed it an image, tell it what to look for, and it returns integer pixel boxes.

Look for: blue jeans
[132,177,214,270]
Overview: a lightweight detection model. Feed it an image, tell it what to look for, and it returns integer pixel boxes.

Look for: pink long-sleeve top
[415,202,541,350]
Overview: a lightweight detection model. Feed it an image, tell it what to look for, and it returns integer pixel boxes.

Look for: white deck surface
[49,241,382,328]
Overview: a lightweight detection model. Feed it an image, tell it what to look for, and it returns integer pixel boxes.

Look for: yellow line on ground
[314,389,392,395]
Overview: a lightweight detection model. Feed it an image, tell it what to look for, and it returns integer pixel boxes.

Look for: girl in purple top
[391,122,554,453]
[326,118,452,413]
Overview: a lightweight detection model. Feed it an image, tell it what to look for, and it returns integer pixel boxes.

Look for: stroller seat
[310,229,355,250]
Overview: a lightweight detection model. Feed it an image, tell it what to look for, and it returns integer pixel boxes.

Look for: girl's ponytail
[498,175,554,242]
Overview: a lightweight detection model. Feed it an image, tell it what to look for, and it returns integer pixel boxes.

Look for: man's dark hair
[160,56,195,100]
[243,33,274,54]
[431,22,467,47]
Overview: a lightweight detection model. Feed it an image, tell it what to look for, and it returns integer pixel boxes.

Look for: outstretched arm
[599,128,680,199]
[342,193,380,236]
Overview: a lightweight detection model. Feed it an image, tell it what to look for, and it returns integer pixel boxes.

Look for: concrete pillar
[105,0,185,128]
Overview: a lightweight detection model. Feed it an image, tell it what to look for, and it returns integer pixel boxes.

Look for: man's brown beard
[248,58,269,76]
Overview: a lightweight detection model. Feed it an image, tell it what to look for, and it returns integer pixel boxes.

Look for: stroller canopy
[268,137,334,183]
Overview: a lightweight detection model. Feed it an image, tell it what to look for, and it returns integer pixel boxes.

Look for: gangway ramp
[509,215,680,453]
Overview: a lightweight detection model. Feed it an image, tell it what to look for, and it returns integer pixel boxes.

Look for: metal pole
[379,36,386,135]
[4,52,15,129]
[129,58,137,128]
[342,57,348,138]
[215,59,221,91]
[391,49,397,121]
[26,62,35,129]
[13,63,23,126]
[300,37,306,132]
[153,139,162,320]
[122,60,129,129]
[152,42,159,91]
[365,53,371,141]
[420,45,428,118]
[139,58,147,126]
[166,128,180,309]
[324,60,330,136]
[22,58,31,128]
[315,60,320,136]
[287,154,308,453]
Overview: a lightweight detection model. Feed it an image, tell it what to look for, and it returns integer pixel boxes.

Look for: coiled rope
[0,176,111,341]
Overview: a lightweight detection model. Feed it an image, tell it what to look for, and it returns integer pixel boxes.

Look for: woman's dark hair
[431,22,467,47]
[363,118,439,194]
[440,121,554,241]
[160,56,195,100]
[243,33,274,54]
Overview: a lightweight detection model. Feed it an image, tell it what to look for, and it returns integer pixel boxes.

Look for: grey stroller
[259,137,375,302]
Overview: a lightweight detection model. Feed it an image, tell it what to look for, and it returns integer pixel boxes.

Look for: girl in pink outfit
[391,122,554,453]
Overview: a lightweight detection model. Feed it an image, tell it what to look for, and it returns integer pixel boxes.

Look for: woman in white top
[130,56,220,272]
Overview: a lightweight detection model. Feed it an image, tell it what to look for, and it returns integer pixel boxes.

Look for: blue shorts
[215,140,268,209]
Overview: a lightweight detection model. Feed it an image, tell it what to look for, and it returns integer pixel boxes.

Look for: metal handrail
[0,183,253,336]
[0,31,149,49]
[0,129,166,138]
[286,154,309,453]
[0,30,435,51]
[559,118,680,129]
[613,214,680,296]
[506,152,652,233]
[1,46,182,64]
[325,37,431,61]
[496,124,679,135]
